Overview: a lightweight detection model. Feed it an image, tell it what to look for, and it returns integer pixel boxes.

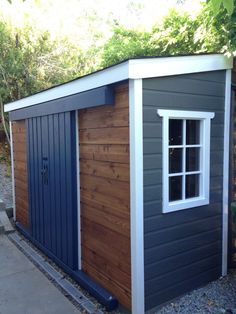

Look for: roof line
[5,54,233,113]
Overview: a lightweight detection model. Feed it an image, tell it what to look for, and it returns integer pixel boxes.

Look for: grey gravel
[0,162,12,208]
[156,271,236,314]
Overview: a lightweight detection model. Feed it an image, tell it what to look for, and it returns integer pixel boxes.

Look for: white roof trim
[5,54,233,112]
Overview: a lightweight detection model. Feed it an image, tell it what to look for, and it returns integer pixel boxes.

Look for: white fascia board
[129,54,233,79]
[4,61,129,112]
[5,54,233,113]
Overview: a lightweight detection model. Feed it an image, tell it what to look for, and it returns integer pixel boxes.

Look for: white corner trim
[9,121,16,221]
[222,69,231,276]
[129,79,145,314]
[5,55,232,113]
[75,110,81,270]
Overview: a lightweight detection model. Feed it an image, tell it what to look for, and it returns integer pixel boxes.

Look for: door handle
[41,158,49,185]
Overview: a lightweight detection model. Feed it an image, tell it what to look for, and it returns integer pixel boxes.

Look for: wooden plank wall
[12,120,29,228]
[79,84,131,309]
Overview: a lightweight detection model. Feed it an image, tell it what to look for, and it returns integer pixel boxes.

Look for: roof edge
[5,54,233,113]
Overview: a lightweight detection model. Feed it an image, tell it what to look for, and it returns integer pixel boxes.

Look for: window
[157,109,215,213]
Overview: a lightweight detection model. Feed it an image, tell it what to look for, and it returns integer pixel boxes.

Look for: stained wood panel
[79,84,131,309]
[12,120,29,228]
[80,144,129,163]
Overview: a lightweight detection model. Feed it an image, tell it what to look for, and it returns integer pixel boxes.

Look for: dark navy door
[27,111,78,270]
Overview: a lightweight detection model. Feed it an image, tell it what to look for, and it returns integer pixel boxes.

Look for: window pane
[169,176,182,201]
[169,148,182,173]
[169,119,183,145]
[186,120,200,145]
[186,174,200,198]
[186,148,200,172]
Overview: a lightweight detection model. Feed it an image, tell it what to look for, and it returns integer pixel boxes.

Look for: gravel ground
[0,162,12,208]
[156,271,236,314]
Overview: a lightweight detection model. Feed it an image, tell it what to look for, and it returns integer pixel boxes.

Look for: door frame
[76,110,82,270]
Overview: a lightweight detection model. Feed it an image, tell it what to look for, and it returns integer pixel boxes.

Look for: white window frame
[157,109,215,213]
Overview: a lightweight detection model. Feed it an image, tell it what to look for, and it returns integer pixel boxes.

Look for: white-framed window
[157,109,215,213]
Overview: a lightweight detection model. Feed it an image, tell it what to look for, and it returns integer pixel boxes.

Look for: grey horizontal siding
[143,70,226,312]
[146,266,221,312]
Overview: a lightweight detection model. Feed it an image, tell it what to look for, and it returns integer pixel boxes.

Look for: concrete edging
[8,232,104,314]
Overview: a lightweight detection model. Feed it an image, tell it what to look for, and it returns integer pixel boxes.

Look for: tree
[100,1,236,68]
[0,19,93,144]
[209,0,234,15]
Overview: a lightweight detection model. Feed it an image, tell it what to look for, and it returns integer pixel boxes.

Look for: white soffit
[5,54,233,112]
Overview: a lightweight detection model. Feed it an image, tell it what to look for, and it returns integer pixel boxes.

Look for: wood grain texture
[79,84,131,309]
[79,144,129,163]
[12,120,29,228]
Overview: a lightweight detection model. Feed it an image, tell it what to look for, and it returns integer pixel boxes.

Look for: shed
[5,54,233,314]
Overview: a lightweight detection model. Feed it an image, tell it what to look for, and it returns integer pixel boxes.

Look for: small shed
[5,54,233,313]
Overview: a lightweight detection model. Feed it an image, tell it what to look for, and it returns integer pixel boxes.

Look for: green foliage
[0,19,92,105]
[210,0,234,15]
[100,26,153,68]
[100,3,236,68]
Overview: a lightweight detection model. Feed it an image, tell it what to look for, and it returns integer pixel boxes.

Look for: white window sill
[163,196,209,213]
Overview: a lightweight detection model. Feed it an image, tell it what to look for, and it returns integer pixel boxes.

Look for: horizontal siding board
[146,266,221,310]
[144,185,162,202]
[143,91,224,110]
[145,228,222,265]
[82,246,131,288]
[81,218,130,255]
[143,154,162,170]
[143,76,225,97]
[143,138,162,154]
[146,254,221,295]
[143,71,225,311]
[80,159,129,182]
[79,107,129,129]
[144,215,221,249]
[186,70,226,82]
[143,122,162,138]
[145,241,221,280]
[144,169,162,186]
[79,144,129,164]
[79,127,129,145]
[80,174,130,205]
[81,202,130,237]
[81,189,130,214]
[144,200,163,217]
[144,202,222,232]
[83,261,131,309]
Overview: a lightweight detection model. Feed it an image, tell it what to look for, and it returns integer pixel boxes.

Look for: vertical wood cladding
[79,84,131,309]
[12,120,29,228]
